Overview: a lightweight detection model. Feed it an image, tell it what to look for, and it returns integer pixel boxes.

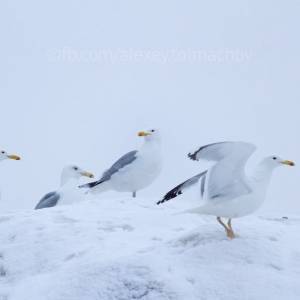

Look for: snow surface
[0,196,299,300]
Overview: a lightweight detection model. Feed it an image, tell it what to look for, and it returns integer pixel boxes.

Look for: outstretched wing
[189,141,256,201]
[35,191,60,210]
[79,150,138,189]
[157,171,207,205]
[188,141,255,162]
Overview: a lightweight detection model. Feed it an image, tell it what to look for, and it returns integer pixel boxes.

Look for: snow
[0,196,299,300]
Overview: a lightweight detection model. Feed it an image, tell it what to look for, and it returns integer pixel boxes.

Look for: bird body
[189,188,265,219]
[111,140,161,192]
[57,178,84,206]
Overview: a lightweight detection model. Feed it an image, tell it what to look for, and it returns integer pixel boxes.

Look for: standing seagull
[35,165,94,209]
[79,129,162,198]
[157,142,295,239]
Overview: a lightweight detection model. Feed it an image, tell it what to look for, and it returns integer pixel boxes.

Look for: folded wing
[79,150,138,189]
[35,191,60,209]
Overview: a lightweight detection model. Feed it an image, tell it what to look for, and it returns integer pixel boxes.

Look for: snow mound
[0,197,299,300]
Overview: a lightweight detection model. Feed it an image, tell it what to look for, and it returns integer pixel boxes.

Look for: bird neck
[140,138,161,155]
[60,176,78,187]
[251,160,276,187]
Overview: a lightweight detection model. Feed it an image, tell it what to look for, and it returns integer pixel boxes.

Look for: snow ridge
[0,197,299,300]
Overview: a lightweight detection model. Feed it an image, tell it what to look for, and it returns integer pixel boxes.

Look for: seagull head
[137,129,161,142]
[61,165,94,185]
[264,156,295,168]
[0,150,21,162]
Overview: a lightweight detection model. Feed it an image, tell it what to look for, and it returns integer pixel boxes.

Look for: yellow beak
[138,131,151,137]
[81,171,94,178]
[281,160,295,166]
[7,154,21,160]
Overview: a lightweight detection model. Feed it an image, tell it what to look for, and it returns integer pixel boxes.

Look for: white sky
[0,1,299,213]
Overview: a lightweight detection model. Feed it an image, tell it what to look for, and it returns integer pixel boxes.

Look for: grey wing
[190,142,257,201]
[188,141,256,162]
[207,158,253,201]
[188,142,229,161]
[79,150,138,189]
[101,150,138,181]
[157,171,207,205]
[35,191,60,209]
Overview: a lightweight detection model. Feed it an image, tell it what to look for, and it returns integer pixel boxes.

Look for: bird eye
[1,151,5,154]
[151,129,155,132]
[73,166,79,170]
[272,157,277,160]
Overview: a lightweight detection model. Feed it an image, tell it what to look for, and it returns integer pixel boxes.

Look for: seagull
[79,129,162,198]
[35,165,94,209]
[0,150,21,200]
[157,141,295,239]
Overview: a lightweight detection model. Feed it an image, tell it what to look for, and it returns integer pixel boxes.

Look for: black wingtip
[78,183,88,189]
[157,195,169,205]
[188,152,198,161]
[157,189,182,205]
[156,199,165,205]
[79,179,104,189]
[78,182,93,189]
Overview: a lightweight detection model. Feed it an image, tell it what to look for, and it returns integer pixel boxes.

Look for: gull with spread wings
[157,142,294,239]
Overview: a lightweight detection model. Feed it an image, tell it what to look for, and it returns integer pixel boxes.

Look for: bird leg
[217,216,229,233]
[227,218,235,239]
[132,191,136,198]
[217,217,235,239]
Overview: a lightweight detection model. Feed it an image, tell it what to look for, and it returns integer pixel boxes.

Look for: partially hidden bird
[35,165,94,209]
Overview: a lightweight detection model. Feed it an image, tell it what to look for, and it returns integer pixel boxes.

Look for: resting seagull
[35,165,94,209]
[0,150,21,200]
[157,141,295,239]
[79,129,162,198]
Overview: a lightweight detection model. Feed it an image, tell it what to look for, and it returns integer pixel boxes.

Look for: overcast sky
[0,1,299,213]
